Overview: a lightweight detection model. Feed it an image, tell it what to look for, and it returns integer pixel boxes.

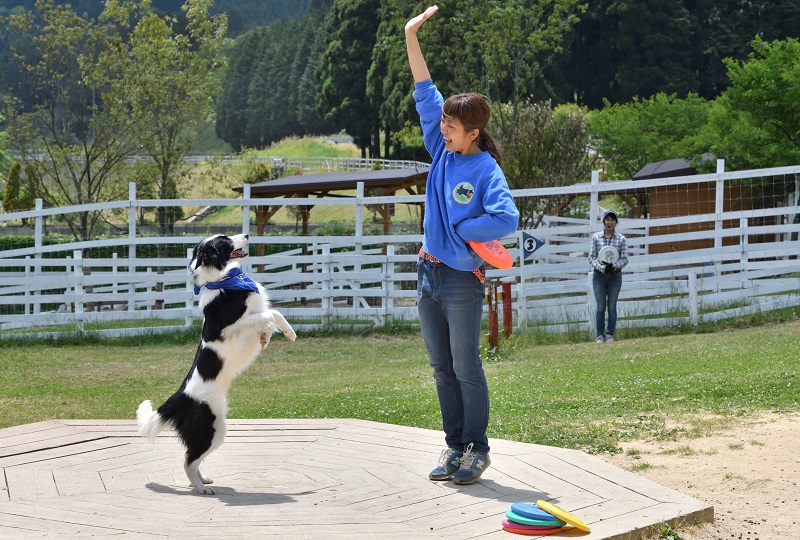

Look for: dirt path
[601,411,799,540]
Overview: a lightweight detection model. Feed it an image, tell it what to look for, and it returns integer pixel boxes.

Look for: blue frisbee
[505,509,565,528]
[511,502,559,521]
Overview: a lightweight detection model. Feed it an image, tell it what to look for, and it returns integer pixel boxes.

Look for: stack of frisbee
[503,500,591,536]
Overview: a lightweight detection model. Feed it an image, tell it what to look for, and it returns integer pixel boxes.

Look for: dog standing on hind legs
[137,233,296,495]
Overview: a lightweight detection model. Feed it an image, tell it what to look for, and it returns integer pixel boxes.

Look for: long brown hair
[442,93,504,168]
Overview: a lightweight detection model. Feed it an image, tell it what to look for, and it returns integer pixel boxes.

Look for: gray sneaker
[595,335,605,343]
[605,334,614,343]
[452,443,491,485]
[429,446,463,481]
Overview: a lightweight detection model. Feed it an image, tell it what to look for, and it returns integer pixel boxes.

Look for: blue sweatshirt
[414,80,519,271]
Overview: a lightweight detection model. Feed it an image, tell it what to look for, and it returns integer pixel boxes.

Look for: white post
[186,248,194,327]
[73,250,84,332]
[589,170,600,230]
[355,182,364,313]
[322,244,331,329]
[128,182,137,311]
[589,170,601,339]
[242,183,251,236]
[383,244,395,325]
[146,268,154,310]
[34,199,43,253]
[587,271,596,338]
[714,159,725,250]
[111,253,119,297]
[688,271,699,326]
[355,181,364,261]
[128,182,137,260]
[740,217,748,272]
[517,230,528,324]
[24,256,31,316]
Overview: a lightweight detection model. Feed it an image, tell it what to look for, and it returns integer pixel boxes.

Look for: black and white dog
[137,233,296,495]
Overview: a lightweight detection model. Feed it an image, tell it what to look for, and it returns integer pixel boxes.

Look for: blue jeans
[417,259,489,454]
[593,270,622,337]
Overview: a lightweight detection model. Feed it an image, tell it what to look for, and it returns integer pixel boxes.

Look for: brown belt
[419,249,485,284]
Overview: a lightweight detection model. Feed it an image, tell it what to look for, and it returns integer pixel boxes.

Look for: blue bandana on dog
[194,267,260,296]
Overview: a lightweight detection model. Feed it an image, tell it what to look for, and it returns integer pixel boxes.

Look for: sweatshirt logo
[453,182,474,204]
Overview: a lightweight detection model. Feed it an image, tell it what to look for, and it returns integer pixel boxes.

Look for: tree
[1,0,142,241]
[467,0,586,104]
[119,0,228,235]
[367,0,586,161]
[216,9,334,150]
[706,37,800,170]
[587,93,711,179]
[316,0,380,157]
[2,160,34,225]
[215,29,262,151]
[550,0,800,108]
[492,101,596,228]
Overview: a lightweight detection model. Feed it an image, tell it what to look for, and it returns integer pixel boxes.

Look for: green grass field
[2,321,798,454]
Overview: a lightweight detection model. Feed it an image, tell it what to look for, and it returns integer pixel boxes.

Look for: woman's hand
[405,5,438,35]
[405,5,437,82]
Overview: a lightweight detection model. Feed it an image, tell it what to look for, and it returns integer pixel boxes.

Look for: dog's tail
[136,400,167,442]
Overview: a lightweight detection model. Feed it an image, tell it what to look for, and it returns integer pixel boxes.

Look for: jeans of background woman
[417,259,489,454]
[593,270,622,337]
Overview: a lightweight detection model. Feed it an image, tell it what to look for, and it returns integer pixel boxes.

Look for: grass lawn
[1,322,798,454]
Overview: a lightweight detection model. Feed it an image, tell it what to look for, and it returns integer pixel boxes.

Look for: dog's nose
[244,234,249,239]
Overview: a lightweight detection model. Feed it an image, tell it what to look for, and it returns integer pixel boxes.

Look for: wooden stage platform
[0,419,712,539]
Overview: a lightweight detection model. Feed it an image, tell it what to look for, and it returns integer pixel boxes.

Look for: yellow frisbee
[535,500,591,533]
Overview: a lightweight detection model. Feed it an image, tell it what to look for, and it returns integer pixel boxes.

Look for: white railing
[1,162,799,338]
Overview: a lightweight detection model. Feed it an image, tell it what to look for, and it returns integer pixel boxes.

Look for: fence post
[34,199,43,253]
[128,182,137,311]
[740,217,748,271]
[688,271,699,326]
[24,256,32,316]
[146,268,154,310]
[714,160,725,250]
[383,245,395,326]
[517,230,528,324]
[587,271,596,338]
[73,250,84,332]
[186,248,194,327]
[242,183,251,236]
[355,181,364,263]
[111,253,119,300]
[322,244,331,329]
[589,170,600,228]
[355,182,364,315]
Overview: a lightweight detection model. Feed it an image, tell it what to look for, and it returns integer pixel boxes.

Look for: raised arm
[405,6,438,82]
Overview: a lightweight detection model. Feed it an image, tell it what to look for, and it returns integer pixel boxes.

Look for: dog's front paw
[200,475,213,485]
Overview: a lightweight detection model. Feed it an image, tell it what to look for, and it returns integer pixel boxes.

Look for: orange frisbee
[468,239,513,270]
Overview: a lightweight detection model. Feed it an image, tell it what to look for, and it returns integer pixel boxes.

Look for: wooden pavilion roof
[232,167,429,198]
[232,167,430,237]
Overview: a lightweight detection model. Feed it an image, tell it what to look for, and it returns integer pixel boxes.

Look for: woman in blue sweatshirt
[406,5,519,485]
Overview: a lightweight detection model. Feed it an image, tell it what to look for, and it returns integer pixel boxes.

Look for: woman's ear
[469,128,480,141]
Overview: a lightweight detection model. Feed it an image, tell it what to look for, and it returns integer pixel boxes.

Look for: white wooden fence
[1,161,799,339]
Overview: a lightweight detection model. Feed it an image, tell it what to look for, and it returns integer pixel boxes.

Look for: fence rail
[1,161,799,339]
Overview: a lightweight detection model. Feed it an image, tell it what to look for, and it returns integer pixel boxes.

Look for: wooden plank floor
[0,419,712,539]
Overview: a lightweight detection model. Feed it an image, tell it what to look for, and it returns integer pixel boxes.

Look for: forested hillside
[2,0,799,241]
[216,0,800,161]
[547,0,800,108]
[0,0,321,34]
